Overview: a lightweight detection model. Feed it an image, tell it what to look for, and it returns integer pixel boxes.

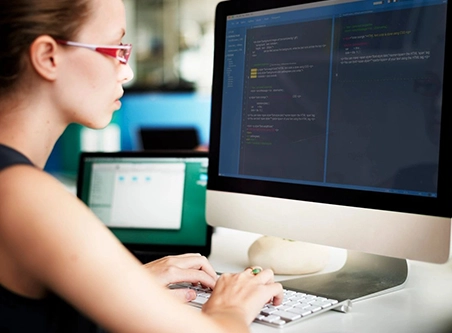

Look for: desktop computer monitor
[206,0,451,302]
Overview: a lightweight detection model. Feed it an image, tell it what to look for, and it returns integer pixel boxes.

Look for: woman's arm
[0,166,283,333]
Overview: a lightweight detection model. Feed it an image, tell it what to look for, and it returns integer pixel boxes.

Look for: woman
[0,0,283,332]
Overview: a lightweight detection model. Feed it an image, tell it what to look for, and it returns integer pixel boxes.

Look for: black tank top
[0,144,99,333]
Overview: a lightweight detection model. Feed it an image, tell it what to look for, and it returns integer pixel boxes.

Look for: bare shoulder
[0,165,91,264]
[0,164,87,237]
[0,164,123,289]
[0,165,82,295]
[0,164,73,231]
[0,164,73,199]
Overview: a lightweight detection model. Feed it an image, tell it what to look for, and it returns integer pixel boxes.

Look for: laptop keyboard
[170,283,351,328]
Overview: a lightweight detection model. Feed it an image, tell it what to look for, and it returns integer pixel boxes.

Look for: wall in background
[118,92,211,150]
[127,0,221,93]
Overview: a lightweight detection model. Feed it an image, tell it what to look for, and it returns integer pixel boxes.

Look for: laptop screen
[76,151,212,261]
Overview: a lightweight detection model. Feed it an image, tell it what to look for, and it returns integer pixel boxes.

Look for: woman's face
[55,0,134,129]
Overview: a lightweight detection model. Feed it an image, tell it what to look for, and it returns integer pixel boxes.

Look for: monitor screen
[206,0,451,301]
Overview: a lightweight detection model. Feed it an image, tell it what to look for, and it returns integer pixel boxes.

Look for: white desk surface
[208,227,452,333]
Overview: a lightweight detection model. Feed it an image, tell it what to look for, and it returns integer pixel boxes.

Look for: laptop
[76,150,212,263]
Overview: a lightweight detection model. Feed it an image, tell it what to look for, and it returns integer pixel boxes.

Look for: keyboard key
[271,310,301,321]
[192,295,209,305]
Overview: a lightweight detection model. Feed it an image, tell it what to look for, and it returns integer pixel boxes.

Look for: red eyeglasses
[56,40,132,64]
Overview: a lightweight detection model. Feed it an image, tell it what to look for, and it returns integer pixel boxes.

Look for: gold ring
[246,266,263,275]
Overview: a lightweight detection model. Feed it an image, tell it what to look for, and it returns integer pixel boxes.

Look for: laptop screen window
[89,161,185,230]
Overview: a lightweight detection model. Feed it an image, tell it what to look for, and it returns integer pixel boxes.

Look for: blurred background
[46,0,222,177]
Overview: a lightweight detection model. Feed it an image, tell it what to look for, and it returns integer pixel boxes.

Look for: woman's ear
[29,35,59,81]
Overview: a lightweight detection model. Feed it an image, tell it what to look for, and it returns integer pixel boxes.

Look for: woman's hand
[202,267,284,325]
[144,253,218,302]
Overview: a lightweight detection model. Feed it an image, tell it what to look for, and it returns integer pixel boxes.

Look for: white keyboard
[170,283,352,328]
